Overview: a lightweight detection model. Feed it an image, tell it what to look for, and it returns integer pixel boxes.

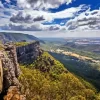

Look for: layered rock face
[16,41,43,64]
[0,43,22,100]
[1,43,20,90]
[0,41,42,92]
[0,41,42,99]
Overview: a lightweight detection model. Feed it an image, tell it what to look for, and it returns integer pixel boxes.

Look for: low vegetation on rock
[15,42,30,47]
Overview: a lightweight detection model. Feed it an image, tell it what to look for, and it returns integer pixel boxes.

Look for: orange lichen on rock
[4,86,26,100]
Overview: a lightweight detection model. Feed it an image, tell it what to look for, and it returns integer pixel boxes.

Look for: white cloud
[0,0,100,37]
[2,4,98,33]
[1,5,84,32]
[66,9,100,30]
[17,0,74,9]
[0,6,19,27]
[1,22,66,31]
[10,5,83,24]
[3,4,89,32]
[66,0,75,5]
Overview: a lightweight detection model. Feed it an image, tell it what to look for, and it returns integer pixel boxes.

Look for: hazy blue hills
[0,32,44,43]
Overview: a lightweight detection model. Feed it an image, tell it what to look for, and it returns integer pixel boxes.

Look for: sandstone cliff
[0,43,22,100]
[0,41,42,100]
[16,41,43,64]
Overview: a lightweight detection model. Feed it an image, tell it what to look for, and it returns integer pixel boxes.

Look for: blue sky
[0,0,100,37]
[50,0,100,12]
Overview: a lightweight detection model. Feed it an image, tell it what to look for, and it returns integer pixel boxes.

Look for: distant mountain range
[0,32,44,43]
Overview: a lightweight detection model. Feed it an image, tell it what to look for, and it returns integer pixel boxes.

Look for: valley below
[41,38,100,91]
[0,33,100,100]
[50,52,100,90]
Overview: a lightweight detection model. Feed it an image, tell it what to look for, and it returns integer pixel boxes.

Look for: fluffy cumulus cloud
[1,23,43,31]
[10,5,82,24]
[1,22,66,31]
[10,11,45,23]
[0,0,100,35]
[17,0,74,9]
[66,9,100,30]
[2,4,100,32]
[2,4,83,31]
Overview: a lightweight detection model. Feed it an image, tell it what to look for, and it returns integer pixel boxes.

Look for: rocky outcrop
[0,43,22,100]
[0,41,42,99]
[4,86,26,100]
[0,41,43,92]
[16,41,43,64]
[1,43,21,90]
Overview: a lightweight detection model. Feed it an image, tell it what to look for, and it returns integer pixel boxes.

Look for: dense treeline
[50,52,100,90]
[19,52,99,100]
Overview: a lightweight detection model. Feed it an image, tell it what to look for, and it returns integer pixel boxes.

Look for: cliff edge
[16,41,43,64]
[0,41,42,100]
[0,43,23,100]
